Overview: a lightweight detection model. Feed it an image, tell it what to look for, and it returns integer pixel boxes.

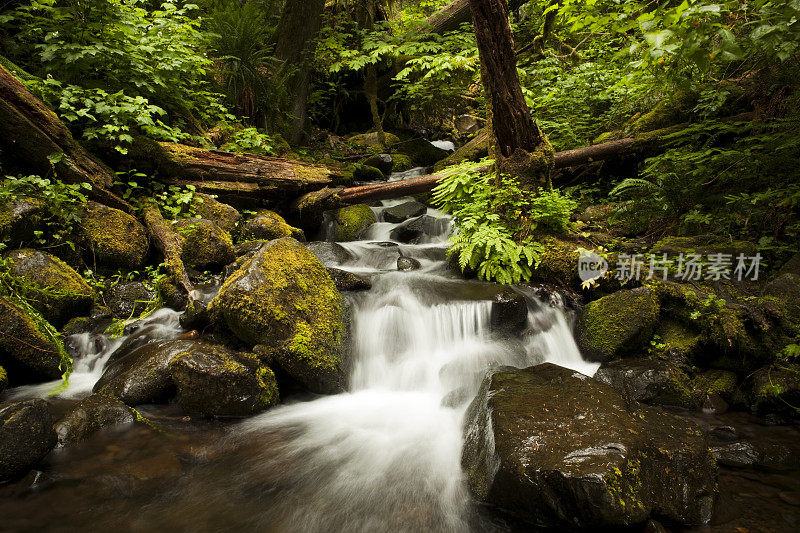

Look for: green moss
[174,218,235,268]
[390,153,413,172]
[255,366,279,407]
[348,131,400,150]
[605,458,645,514]
[331,204,377,241]
[651,319,702,360]
[239,210,304,243]
[190,193,241,233]
[81,201,148,269]
[0,365,7,392]
[531,235,580,285]
[693,369,739,404]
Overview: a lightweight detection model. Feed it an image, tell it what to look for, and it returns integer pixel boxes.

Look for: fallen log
[126,138,339,205]
[0,64,131,212]
[141,201,194,300]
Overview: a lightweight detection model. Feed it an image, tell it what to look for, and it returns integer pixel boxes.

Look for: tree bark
[426,0,527,35]
[468,0,554,189]
[141,201,194,300]
[273,0,326,145]
[0,64,131,211]
[126,138,338,205]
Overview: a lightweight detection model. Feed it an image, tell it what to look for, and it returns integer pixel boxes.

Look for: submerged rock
[711,440,798,471]
[0,296,64,383]
[594,358,696,409]
[0,399,57,482]
[576,288,661,362]
[326,204,377,242]
[382,201,427,223]
[239,210,305,243]
[169,343,278,417]
[54,393,137,446]
[174,218,235,269]
[4,249,94,327]
[462,363,716,528]
[327,267,371,291]
[94,339,196,405]
[209,238,345,394]
[80,201,149,269]
[191,193,241,233]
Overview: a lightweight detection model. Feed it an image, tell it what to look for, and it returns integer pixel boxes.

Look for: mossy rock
[651,235,758,259]
[239,210,305,243]
[692,369,742,406]
[209,238,345,394]
[80,201,148,269]
[352,164,385,182]
[395,138,450,166]
[54,393,137,446]
[0,197,45,246]
[764,271,800,323]
[390,153,413,172]
[576,288,661,362]
[595,357,696,409]
[0,296,65,383]
[747,363,800,415]
[462,363,716,528]
[290,187,343,233]
[651,319,703,361]
[348,131,400,151]
[0,365,7,394]
[174,218,235,269]
[168,343,278,417]
[190,193,242,233]
[4,249,94,327]
[0,399,57,482]
[362,154,394,176]
[326,204,377,242]
[529,235,582,287]
[105,281,156,319]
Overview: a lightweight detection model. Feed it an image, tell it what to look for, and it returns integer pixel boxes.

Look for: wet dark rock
[709,425,739,442]
[353,164,385,182]
[94,339,197,405]
[711,440,798,470]
[362,154,394,176]
[169,343,278,417]
[576,288,661,362]
[747,363,800,415]
[462,363,717,528]
[306,241,356,265]
[389,215,443,244]
[174,218,236,269]
[382,201,427,223]
[490,288,528,335]
[397,256,421,271]
[594,358,696,409]
[106,313,182,367]
[239,210,305,243]
[0,399,57,482]
[54,393,137,446]
[325,204,377,242]
[105,282,156,319]
[327,268,371,291]
[289,187,343,234]
[0,296,64,384]
[395,138,450,166]
[80,201,149,269]
[0,196,44,246]
[4,249,94,328]
[370,241,399,248]
[209,238,345,394]
[180,299,210,330]
[702,393,729,415]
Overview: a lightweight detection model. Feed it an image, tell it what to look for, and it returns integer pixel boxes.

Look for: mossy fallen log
[141,201,194,301]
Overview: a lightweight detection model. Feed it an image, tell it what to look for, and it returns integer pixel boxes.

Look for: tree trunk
[0,64,131,211]
[426,0,527,35]
[273,0,326,145]
[468,0,554,190]
[126,138,338,206]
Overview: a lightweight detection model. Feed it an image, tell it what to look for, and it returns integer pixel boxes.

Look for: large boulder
[105,281,156,319]
[190,193,241,233]
[54,393,137,446]
[594,358,696,409]
[4,249,94,327]
[462,364,717,528]
[168,343,278,417]
[239,210,305,243]
[382,201,427,223]
[326,267,372,292]
[306,241,356,266]
[174,218,235,269]
[362,153,394,176]
[352,164,385,182]
[289,187,343,233]
[0,399,57,481]
[80,201,148,269]
[0,296,65,383]
[348,131,400,151]
[395,138,450,166]
[325,204,377,242]
[93,339,196,405]
[576,288,661,362]
[209,238,345,394]
[0,196,45,246]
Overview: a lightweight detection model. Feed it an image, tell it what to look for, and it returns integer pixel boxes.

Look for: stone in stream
[174,218,236,269]
[0,399,57,482]
[3,249,95,328]
[79,201,149,270]
[711,440,798,470]
[462,363,717,529]
[397,256,421,272]
[362,154,394,176]
[306,241,356,265]
[327,268,371,291]
[382,201,427,223]
[575,287,661,362]
[54,393,137,446]
[389,215,444,244]
[395,138,450,166]
[209,237,345,394]
[489,287,529,335]
[594,357,697,409]
[325,204,377,242]
[105,281,156,319]
[239,209,305,243]
[0,296,65,384]
[353,164,385,182]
